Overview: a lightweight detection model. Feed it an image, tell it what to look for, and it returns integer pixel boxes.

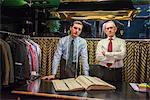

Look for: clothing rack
[0,31,30,38]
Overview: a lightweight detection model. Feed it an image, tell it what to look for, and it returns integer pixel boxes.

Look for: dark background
[0,0,149,39]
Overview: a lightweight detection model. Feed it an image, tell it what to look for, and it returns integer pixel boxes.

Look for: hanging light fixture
[51,0,141,20]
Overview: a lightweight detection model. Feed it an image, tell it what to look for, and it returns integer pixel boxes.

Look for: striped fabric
[32,37,150,83]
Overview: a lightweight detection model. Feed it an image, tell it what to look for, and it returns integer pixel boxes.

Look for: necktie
[107,37,113,67]
[68,39,74,66]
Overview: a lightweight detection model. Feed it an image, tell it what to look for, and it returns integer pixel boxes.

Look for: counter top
[12,78,149,100]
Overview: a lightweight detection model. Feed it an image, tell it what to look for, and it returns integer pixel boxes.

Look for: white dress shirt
[96,36,126,68]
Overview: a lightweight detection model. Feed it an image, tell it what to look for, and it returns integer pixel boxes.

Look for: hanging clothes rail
[0,31,30,38]
[1,30,42,86]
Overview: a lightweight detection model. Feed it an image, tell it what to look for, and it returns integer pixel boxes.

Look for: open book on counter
[52,75,116,91]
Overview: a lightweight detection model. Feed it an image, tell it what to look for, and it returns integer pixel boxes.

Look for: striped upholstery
[32,37,150,83]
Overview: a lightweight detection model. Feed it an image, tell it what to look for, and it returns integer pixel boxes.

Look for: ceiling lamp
[51,0,141,20]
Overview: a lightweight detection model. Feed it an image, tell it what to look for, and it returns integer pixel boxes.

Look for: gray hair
[102,21,117,31]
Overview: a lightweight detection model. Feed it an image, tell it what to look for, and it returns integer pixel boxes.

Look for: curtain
[32,37,150,83]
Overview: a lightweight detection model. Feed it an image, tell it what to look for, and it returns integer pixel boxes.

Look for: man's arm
[96,40,107,62]
[52,39,63,75]
[96,39,126,63]
[81,40,89,76]
[105,39,126,60]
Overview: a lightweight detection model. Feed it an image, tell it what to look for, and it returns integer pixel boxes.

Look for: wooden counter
[11,78,149,100]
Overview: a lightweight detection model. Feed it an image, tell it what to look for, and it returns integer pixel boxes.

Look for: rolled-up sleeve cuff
[84,71,89,76]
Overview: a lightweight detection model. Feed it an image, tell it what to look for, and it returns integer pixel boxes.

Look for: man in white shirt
[96,21,126,83]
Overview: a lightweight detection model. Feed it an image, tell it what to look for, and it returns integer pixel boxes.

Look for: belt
[101,65,122,70]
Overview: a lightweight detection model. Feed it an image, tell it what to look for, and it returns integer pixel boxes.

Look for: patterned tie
[107,37,113,67]
[68,39,74,66]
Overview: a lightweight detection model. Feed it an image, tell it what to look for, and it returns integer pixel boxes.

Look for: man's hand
[41,75,55,80]
[115,59,121,62]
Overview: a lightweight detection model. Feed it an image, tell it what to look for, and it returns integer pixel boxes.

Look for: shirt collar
[69,35,78,42]
[107,35,116,40]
